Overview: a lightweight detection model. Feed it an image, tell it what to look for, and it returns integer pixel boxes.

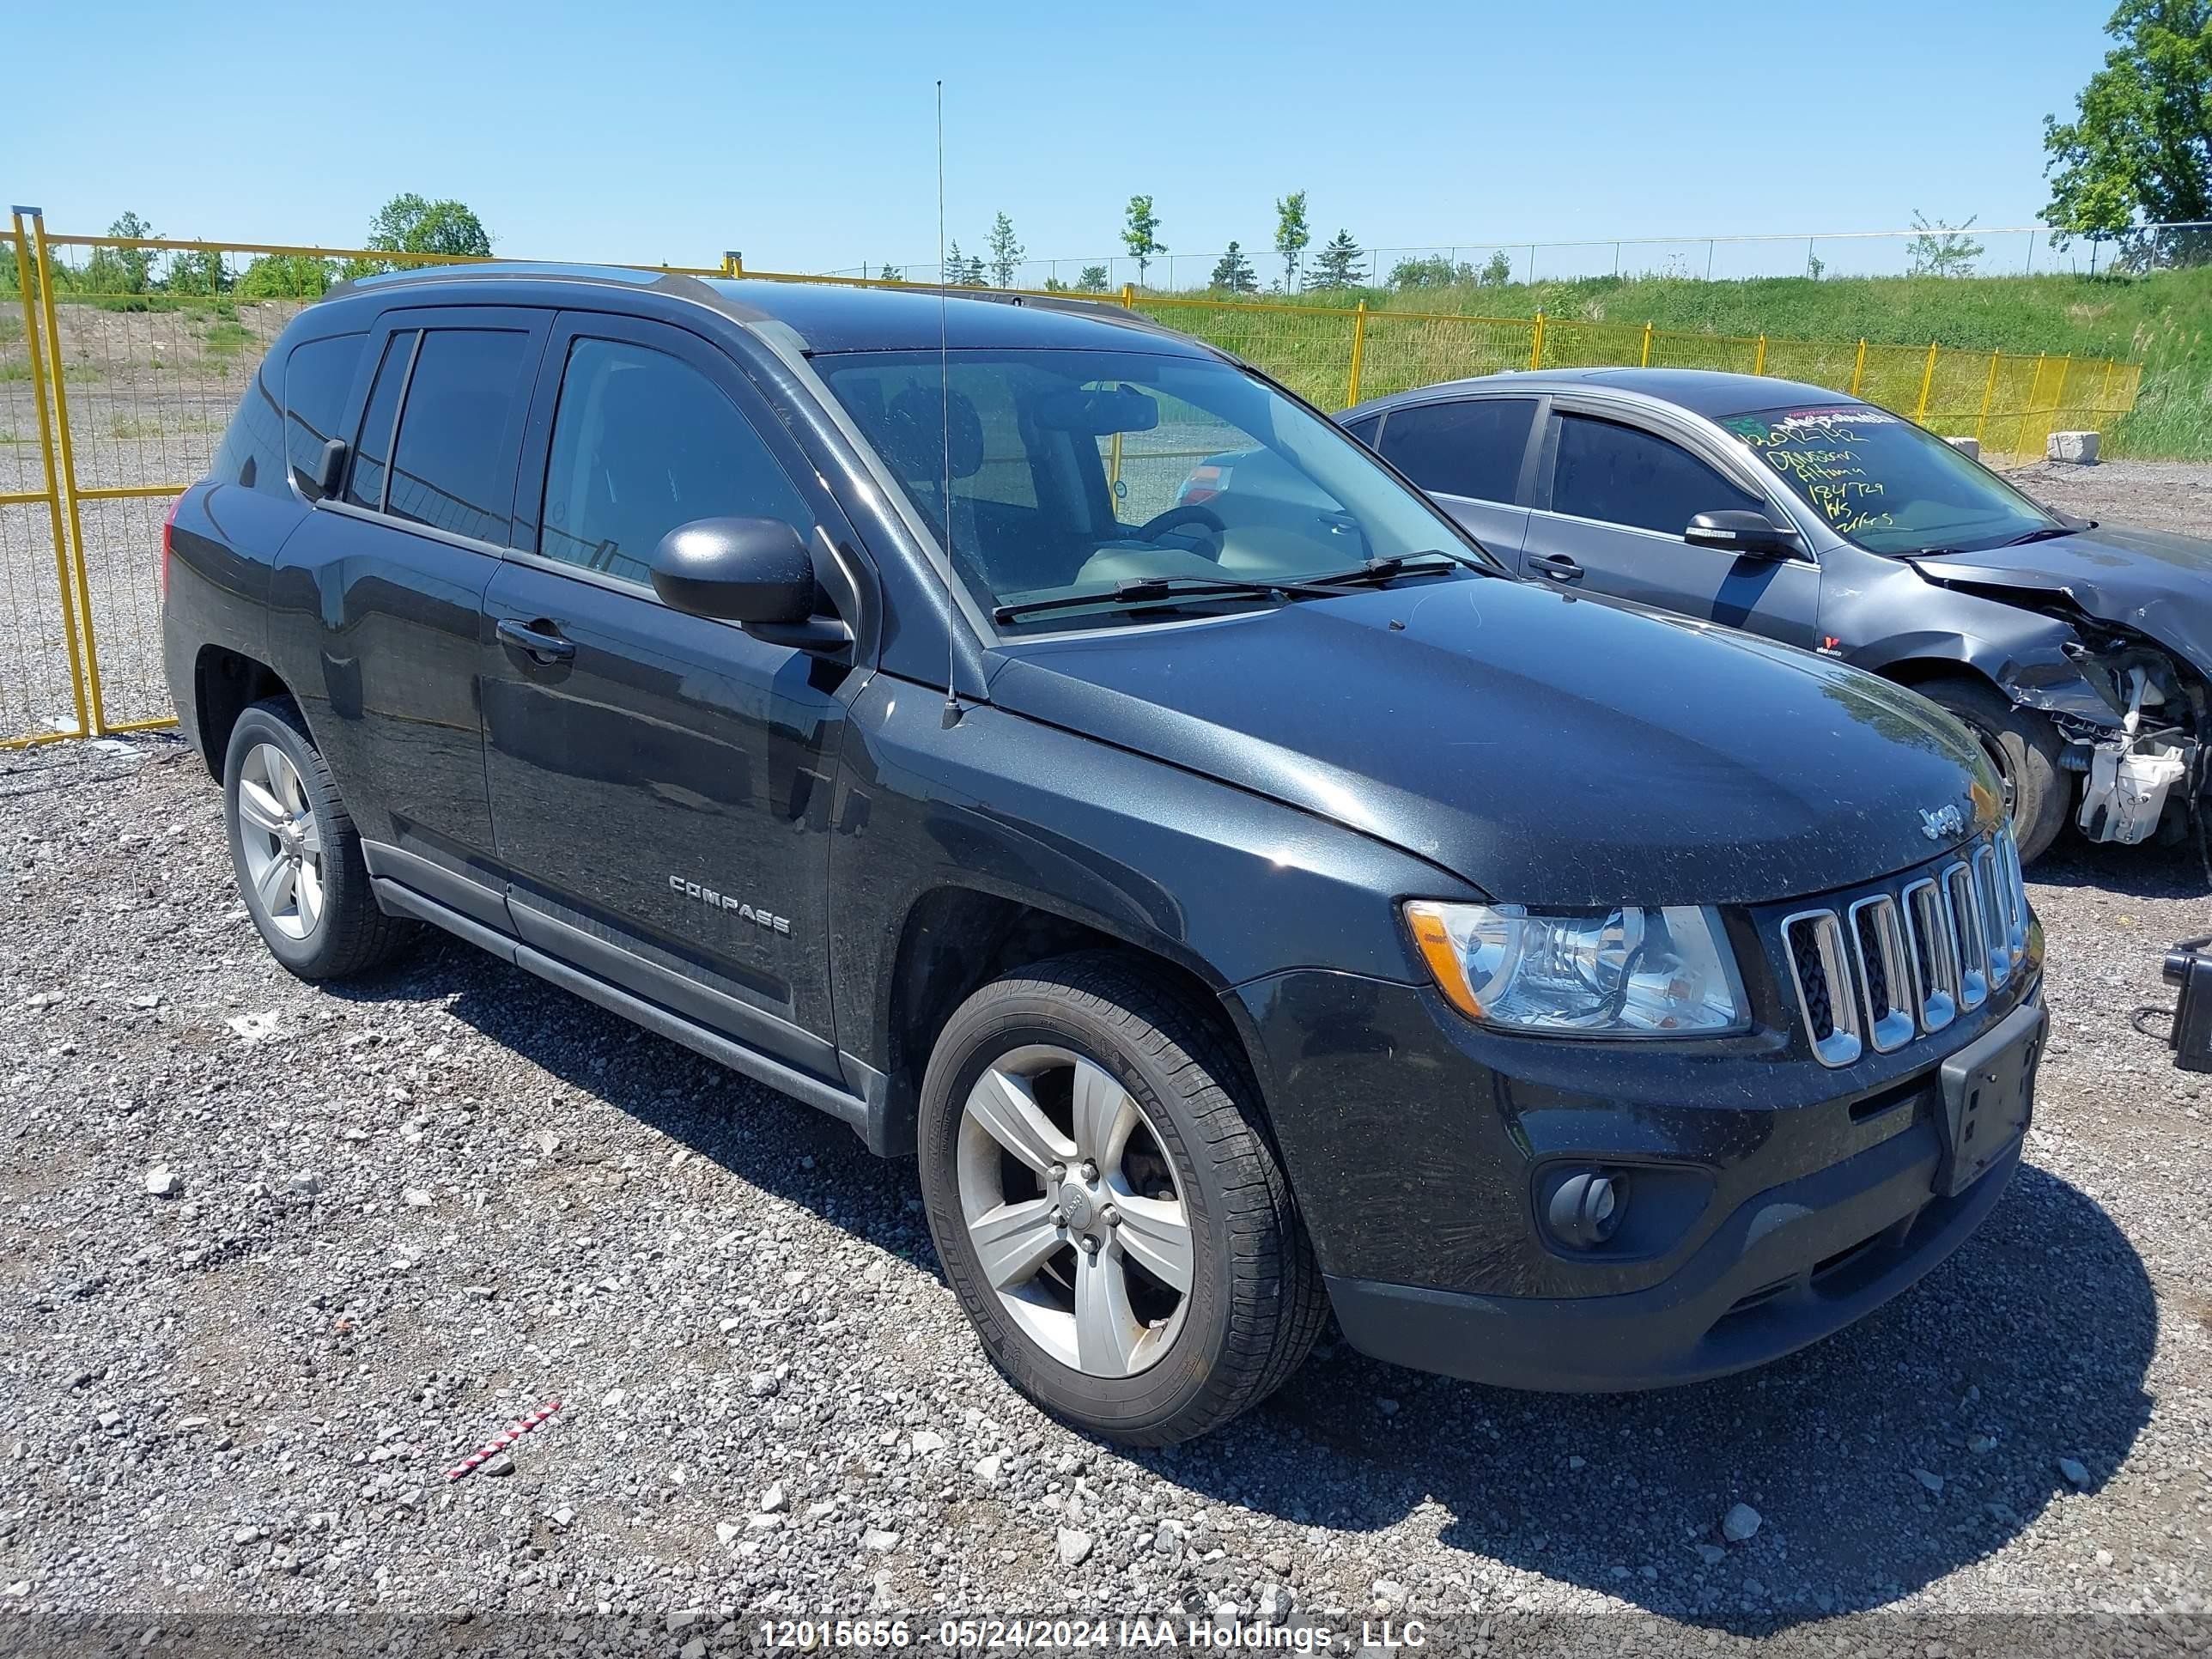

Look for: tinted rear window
[386,329,532,544]
[283,333,365,502]
[1377,398,1535,501]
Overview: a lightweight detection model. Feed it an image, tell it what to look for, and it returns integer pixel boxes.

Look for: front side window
[283,332,365,501]
[539,337,814,586]
[1551,414,1764,537]
[386,329,531,544]
[1378,398,1536,502]
[1719,404,2060,556]
[812,346,1494,629]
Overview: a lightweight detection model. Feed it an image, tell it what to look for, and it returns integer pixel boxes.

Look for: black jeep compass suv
[161,265,2045,1442]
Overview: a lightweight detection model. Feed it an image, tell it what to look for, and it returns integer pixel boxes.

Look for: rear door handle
[1528,553,1583,583]
[495,617,577,664]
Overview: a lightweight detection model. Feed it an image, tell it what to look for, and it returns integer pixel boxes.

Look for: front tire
[917,954,1324,1443]
[223,697,417,980]
[1918,676,2069,864]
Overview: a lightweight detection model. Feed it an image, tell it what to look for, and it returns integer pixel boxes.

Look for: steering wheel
[1135,503,1228,550]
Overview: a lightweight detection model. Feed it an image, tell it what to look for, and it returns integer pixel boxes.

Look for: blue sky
[9,0,2115,283]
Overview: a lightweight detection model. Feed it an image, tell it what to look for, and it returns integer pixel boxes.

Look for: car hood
[1908,525,2212,673]
[987,577,1996,908]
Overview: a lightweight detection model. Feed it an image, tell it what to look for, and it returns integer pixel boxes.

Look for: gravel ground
[0,733,2207,1658]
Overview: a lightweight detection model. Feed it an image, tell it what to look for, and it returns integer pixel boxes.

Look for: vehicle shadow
[343,938,2156,1637]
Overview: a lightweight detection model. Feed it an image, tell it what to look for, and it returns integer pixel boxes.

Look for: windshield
[1718,404,2061,556]
[812,346,1495,629]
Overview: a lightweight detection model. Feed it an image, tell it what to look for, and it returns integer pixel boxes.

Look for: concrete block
[1945,436,1980,459]
[2047,430,2100,465]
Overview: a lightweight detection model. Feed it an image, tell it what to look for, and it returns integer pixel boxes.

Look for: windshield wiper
[1300,551,1480,586]
[2001,526,2079,547]
[993,573,1359,623]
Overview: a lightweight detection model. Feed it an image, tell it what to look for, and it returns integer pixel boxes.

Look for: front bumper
[1228,877,2045,1392]
[1325,1082,2020,1392]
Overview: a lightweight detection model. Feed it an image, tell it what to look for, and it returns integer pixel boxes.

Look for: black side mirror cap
[649,516,852,650]
[1685,508,1802,559]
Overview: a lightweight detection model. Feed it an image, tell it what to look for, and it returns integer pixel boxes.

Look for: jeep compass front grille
[1781,827,2029,1068]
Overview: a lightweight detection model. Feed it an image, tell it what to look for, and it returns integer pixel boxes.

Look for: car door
[480,311,859,1084]
[1521,406,1820,648]
[266,307,550,920]
[1370,394,1540,556]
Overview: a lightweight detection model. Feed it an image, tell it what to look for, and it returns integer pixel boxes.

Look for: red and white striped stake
[444,1398,562,1481]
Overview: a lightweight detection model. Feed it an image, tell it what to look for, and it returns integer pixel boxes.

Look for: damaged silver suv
[1338,369,2204,863]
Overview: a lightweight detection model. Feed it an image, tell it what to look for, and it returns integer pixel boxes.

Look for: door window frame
[505,309,874,647]
[318,303,556,559]
[1369,392,1549,508]
[1531,397,1811,558]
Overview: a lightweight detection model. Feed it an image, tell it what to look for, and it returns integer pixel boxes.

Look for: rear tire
[223,697,419,980]
[1917,676,2069,864]
[917,953,1324,1443]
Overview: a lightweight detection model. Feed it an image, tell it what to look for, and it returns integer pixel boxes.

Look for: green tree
[1906,210,1985,276]
[239,253,335,300]
[1210,241,1258,294]
[942,240,968,285]
[1310,229,1365,289]
[1273,191,1300,294]
[343,193,493,277]
[368,192,494,258]
[876,262,903,283]
[2044,0,2212,264]
[1078,264,1110,291]
[84,211,160,295]
[1121,194,1165,287]
[987,211,1024,288]
[166,247,231,295]
[1273,190,1310,291]
[1479,249,1515,286]
[1389,253,1477,290]
[963,254,988,287]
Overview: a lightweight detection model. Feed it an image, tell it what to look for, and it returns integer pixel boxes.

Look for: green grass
[200,320,252,358]
[0,360,95,383]
[1159,269,2212,459]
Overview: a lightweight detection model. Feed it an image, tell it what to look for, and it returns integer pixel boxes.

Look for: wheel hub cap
[1058,1181,1097,1235]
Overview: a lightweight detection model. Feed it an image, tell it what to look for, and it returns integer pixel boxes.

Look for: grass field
[1206,268,2212,459]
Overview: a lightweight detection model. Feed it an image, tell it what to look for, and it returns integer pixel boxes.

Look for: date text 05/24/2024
[756,1618,1431,1651]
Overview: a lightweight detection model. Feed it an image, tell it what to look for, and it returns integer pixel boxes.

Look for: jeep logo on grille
[1919,804,1965,842]
[669,875,791,934]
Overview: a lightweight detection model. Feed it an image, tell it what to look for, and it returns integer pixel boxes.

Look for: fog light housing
[1546,1170,1626,1249]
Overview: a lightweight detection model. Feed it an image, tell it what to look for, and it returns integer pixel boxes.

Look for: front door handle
[1528,553,1584,583]
[495,617,577,664]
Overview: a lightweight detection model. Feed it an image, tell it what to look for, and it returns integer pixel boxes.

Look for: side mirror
[1684,508,1802,560]
[649,517,850,649]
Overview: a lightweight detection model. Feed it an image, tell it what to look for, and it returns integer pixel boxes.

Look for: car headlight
[1404,901,1750,1036]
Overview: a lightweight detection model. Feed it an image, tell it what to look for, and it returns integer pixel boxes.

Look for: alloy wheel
[954,1044,1194,1377]
[236,742,325,939]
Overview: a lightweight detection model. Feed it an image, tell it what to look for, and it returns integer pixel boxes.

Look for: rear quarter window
[208,355,289,499]
[283,332,366,501]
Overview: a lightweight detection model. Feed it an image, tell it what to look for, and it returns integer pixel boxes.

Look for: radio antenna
[936,77,963,730]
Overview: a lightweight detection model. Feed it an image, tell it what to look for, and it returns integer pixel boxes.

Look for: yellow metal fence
[0,212,2142,748]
